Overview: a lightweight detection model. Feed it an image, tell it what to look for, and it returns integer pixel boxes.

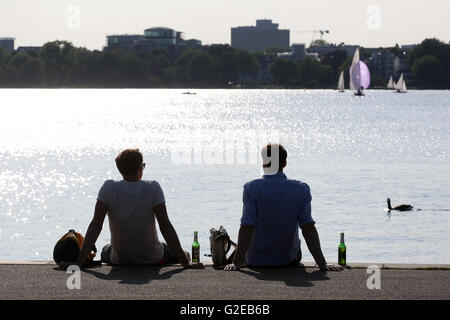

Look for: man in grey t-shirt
[59,148,203,269]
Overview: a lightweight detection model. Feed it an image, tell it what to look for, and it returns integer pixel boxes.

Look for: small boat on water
[349,48,370,96]
[337,71,345,92]
[387,75,395,90]
[394,73,407,93]
[182,92,196,95]
[354,88,365,97]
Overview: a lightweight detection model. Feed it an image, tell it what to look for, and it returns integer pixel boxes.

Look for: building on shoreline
[105,27,202,55]
[277,43,318,61]
[17,46,42,53]
[106,34,142,51]
[307,43,359,57]
[368,50,410,81]
[0,37,15,53]
[231,19,290,53]
[401,44,417,51]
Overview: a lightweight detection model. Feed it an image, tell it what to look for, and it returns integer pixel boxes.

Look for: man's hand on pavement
[319,264,344,271]
[224,263,240,271]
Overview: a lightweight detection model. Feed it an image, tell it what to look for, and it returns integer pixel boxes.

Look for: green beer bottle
[192,231,200,263]
[338,233,346,266]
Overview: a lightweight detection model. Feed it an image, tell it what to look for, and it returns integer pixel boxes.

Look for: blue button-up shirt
[241,172,314,266]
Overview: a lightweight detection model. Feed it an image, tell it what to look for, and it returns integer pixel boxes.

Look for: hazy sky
[1,0,449,50]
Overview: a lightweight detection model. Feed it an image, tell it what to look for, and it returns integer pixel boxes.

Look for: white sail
[387,76,394,89]
[402,80,407,92]
[351,47,360,66]
[395,73,404,90]
[349,74,355,90]
[349,48,360,91]
[338,71,345,91]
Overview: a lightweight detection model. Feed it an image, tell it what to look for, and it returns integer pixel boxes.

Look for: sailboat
[387,76,394,90]
[349,48,370,96]
[394,73,407,93]
[337,71,345,92]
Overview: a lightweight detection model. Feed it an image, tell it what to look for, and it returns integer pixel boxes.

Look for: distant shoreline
[0,86,449,90]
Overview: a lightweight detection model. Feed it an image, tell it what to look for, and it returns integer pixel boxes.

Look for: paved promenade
[0,261,449,300]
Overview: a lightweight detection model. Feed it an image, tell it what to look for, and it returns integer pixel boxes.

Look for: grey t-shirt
[97,179,165,265]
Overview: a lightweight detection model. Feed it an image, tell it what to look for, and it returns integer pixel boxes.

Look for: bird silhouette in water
[387,198,417,212]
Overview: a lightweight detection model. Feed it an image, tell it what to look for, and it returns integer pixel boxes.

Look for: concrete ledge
[1,260,449,270]
[0,260,55,265]
[1,264,449,299]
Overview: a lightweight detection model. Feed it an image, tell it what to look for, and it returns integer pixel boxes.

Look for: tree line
[0,38,448,88]
[0,41,260,88]
[269,38,450,89]
[407,38,450,88]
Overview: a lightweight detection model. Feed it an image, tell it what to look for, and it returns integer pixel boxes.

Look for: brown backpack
[53,229,101,267]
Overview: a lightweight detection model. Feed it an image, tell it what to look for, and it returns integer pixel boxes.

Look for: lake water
[0,89,449,264]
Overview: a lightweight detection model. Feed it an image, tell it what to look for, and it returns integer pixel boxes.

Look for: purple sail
[350,61,370,89]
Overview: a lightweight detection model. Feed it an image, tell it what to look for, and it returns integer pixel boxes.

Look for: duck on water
[387,198,420,212]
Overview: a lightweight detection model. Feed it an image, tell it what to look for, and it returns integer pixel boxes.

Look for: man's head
[261,143,287,174]
[115,148,144,181]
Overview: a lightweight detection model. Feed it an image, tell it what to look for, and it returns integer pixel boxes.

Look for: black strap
[224,235,231,255]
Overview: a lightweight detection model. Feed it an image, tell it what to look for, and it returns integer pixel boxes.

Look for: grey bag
[209,226,236,269]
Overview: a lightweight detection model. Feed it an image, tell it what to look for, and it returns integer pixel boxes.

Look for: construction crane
[291,30,330,44]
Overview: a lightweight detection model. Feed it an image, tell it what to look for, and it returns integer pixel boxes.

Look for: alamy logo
[366,265,381,290]
[66,5,81,30]
[170,129,281,169]
[66,265,81,290]
[366,5,382,30]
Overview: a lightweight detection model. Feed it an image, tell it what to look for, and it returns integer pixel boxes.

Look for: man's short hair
[261,143,287,172]
[115,149,143,176]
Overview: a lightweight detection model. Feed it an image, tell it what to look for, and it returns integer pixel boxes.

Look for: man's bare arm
[68,200,107,268]
[154,202,204,269]
[224,225,254,271]
[301,223,342,271]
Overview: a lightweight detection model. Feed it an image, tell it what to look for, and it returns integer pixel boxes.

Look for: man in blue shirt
[225,143,342,271]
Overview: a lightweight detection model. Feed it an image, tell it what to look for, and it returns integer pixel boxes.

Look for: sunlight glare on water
[0,89,449,263]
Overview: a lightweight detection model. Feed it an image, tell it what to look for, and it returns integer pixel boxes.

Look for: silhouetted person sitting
[59,148,203,270]
[224,143,342,272]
